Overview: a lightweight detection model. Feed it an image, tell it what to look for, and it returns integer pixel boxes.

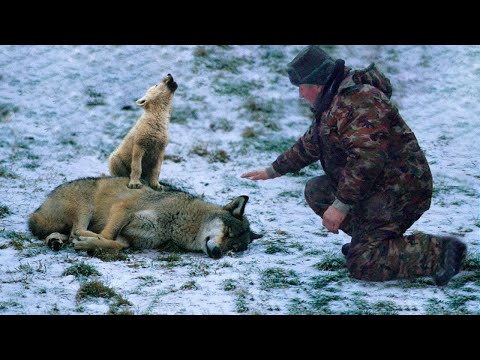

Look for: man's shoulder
[338,84,390,109]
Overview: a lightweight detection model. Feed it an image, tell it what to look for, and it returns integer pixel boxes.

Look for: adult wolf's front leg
[73,202,132,252]
[72,235,126,251]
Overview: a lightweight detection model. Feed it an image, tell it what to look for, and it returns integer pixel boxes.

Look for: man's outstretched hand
[322,205,347,234]
[240,168,271,181]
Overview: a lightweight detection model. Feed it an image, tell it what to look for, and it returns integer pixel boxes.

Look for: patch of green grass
[449,272,480,288]
[289,242,305,251]
[171,105,198,124]
[136,275,158,286]
[311,270,349,289]
[63,262,101,278]
[260,267,300,289]
[208,149,230,163]
[238,137,296,156]
[164,154,184,163]
[86,88,106,106]
[180,280,198,290]
[193,45,208,58]
[432,183,477,198]
[304,249,327,255]
[189,262,210,277]
[241,127,260,138]
[16,263,35,275]
[223,279,237,291]
[0,205,11,219]
[313,253,346,271]
[89,249,129,262]
[107,296,133,315]
[244,97,275,114]
[190,144,209,157]
[0,230,32,250]
[463,256,480,271]
[243,95,285,131]
[194,48,253,75]
[288,298,313,315]
[425,298,452,315]
[278,191,299,198]
[210,118,234,132]
[234,288,251,313]
[107,308,134,315]
[311,293,341,312]
[0,103,19,122]
[259,46,287,73]
[23,162,40,170]
[76,280,117,301]
[446,293,478,314]
[265,243,289,254]
[213,79,261,97]
[397,277,435,289]
[0,166,18,179]
[0,301,21,311]
[371,300,402,315]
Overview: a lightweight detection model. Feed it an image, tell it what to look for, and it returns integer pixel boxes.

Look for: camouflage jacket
[272,63,432,207]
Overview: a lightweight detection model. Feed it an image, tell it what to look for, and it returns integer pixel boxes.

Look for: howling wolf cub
[28,177,262,258]
[109,74,177,190]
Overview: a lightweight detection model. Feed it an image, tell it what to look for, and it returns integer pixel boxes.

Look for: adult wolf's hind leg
[45,233,69,251]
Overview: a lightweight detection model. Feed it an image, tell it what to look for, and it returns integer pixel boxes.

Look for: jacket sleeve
[335,88,391,205]
[271,124,321,175]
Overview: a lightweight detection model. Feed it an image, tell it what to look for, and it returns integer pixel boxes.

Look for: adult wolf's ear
[249,231,263,242]
[224,195,249,220]
[136,96,147,107]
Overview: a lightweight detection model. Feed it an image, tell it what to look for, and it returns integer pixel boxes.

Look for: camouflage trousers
[304,175,442,281]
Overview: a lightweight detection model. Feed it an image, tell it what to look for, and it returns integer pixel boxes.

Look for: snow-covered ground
[0,45,478,314]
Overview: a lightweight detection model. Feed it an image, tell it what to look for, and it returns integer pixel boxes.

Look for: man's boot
[341,242,351,256]
[433,236,467,286]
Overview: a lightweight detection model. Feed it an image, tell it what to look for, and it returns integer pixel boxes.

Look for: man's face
[299,84,323,107]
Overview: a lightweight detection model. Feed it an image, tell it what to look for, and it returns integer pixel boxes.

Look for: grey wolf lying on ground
[28,176,262,258]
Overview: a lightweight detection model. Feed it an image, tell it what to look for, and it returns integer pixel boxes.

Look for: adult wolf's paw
[72,236,96,251]
[128,182,143,189]
[45,233,68,251]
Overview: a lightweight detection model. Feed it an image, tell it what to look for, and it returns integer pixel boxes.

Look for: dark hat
[287,45,336,86]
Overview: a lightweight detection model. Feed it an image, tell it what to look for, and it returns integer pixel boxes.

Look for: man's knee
[304,176,333,212]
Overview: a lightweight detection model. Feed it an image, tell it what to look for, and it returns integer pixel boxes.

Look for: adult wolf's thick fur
[28,176,262,258]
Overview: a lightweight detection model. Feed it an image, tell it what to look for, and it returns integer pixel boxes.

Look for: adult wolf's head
[135,73,177,111]
[198,196,263,259]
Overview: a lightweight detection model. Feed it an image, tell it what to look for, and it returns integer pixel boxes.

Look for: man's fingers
[241,171,259,178]
[322,219,339,234]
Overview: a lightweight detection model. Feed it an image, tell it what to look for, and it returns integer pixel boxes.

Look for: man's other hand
[322,205,347,234]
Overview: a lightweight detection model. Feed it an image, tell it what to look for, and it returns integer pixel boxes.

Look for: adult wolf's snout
[206,239,222,259]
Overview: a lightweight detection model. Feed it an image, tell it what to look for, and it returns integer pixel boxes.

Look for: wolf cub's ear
[136,96,147,107]
[224,195,249,220]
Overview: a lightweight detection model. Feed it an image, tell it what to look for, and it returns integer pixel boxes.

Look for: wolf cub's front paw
[128,181,143,189]
[150,182,164,191]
